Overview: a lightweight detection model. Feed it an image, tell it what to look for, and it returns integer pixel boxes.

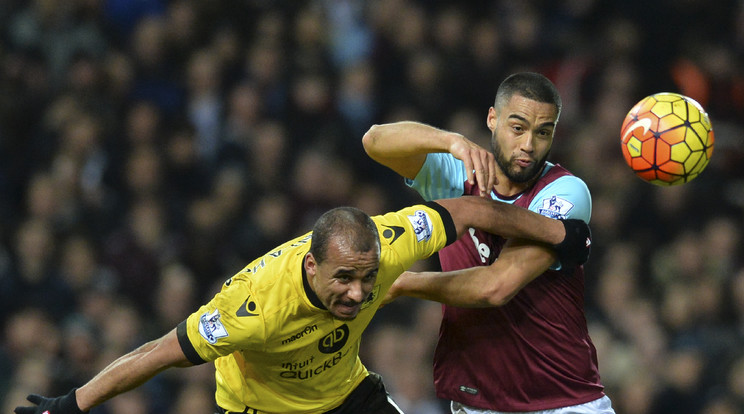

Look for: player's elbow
[478,282,517,307]
[361,125,381,156]
[482,291,515,307]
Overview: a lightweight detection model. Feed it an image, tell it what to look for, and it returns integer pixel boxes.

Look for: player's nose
[346,280,366,303]
[521,132,535,152]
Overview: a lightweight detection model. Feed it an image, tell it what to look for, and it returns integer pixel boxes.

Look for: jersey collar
[302,260,327,310]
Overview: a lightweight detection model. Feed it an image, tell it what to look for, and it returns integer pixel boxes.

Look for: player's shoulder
[407,153,467,201]
[374,203,441,240]
[229,236,310,306]
[374,201,455,250]
[550,174,590,196]
[532,164,591,221]
[543,163,590,195]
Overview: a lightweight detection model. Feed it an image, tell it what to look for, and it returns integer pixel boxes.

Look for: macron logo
[236,296,259,317]
[381,224,405,244]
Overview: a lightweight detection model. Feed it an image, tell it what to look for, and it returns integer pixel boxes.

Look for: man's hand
[554,219,592,270]
[381,274,407,307]
[448,135,497,197]
[14,389,86,414]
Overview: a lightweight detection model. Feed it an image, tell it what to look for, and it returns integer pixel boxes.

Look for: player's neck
[494,181,529,198]
[493,167,543,197]
[496,174,540,197]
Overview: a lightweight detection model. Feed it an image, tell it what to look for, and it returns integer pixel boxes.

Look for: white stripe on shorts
[388,395,404,413]
[450,395,615,414]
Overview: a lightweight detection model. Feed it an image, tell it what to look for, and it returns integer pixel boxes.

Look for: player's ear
[487,107,498,131]
[304,253,317,278]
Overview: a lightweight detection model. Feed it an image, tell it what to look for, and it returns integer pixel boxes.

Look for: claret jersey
[177,202,455,414]
[408,153,603,412]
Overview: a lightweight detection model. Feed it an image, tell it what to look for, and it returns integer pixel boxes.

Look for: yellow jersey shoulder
[374,202,453,275]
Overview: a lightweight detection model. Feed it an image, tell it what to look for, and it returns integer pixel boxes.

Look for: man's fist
[14,388,85,414]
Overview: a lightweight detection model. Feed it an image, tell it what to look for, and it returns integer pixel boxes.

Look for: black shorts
[215,372,404,414]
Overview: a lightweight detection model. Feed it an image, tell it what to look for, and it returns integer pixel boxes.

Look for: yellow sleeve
[374,201,456,273]
[177,274,266,364]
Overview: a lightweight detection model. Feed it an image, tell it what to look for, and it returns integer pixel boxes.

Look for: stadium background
[0,1,743,413]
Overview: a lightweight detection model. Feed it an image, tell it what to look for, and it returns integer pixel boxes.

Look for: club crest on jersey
[199,309,228,344]
[538,195,573,219]
[408,210,433,242]
[361,285,381,309]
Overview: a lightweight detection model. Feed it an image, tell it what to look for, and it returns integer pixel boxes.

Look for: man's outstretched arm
[387,197,591,307]
[434,196,590,266]
[388,239,554,307]
[15,328,192,414]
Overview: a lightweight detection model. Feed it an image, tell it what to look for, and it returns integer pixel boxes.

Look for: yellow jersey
[176,202,455,414]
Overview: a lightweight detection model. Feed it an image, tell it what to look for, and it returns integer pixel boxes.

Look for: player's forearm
[436,197,565,245]
[76,330,190,411]
[483,199,566,244]
[362,122,461,179]
[393,268,506,307]
[363,121,458,155]
[393,245,551,307]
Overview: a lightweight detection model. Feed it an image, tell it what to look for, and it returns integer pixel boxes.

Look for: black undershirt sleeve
[177,320,208,365]
[424,201,457,246]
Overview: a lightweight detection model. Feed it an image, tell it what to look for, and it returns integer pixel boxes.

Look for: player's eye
[336,274,352,283]
[538,129,553,137]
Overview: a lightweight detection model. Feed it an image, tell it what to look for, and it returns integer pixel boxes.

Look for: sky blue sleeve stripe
[405,153,467,201]
[527,175,592,223]
[527,175,591,271]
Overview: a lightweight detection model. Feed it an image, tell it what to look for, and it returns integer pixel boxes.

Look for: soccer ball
[620,92,714,186]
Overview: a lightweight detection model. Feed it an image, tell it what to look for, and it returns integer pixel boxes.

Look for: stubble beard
[492,136,550,184]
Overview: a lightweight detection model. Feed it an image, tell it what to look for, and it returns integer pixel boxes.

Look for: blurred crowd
[0,0,743,413]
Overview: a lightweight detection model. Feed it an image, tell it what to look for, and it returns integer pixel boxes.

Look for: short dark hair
[495,72,562,120]
[309,207,380,263]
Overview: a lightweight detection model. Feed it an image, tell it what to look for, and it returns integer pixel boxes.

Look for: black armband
[424,201,457,246]
[554,219,592,271]
[177,320,208,365]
